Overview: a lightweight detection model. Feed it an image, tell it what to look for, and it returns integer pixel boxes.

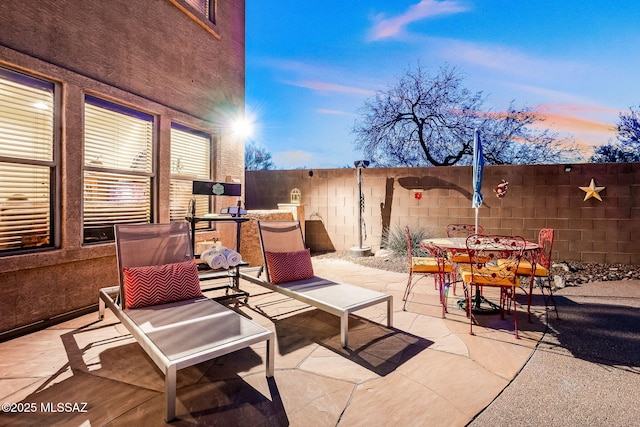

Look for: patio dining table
[421,237,539,253]
[420,237,540,315]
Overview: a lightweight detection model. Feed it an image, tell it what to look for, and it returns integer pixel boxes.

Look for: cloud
[504,83,593,105]
[433,38,585,82]
[369,0,469,41]
[520,104,617,147]
[256,57,379,96]
[541,103,621,115]
[317,109,358,116]
[284,79,376,95]
[534,104,618,135]
[256,58,334,76]
[537,112,616,134]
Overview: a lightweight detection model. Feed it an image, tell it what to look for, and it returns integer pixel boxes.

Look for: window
[184,0,216,24]
[170,123,211,226]
[168,0,219,39]
[0,68,55,254]
[83,96,153,243]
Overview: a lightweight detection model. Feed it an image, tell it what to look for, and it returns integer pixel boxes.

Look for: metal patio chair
[459,234,526,338]
[516,228,560,320]
[403,226,452,317]
[98,222,274,421]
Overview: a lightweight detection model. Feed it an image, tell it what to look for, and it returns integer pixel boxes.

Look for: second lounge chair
[241,220,393,348]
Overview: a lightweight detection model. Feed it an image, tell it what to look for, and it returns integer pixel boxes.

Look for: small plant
[382,224,432,258]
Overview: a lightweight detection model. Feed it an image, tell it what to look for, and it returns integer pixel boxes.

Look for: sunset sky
[245,1,640,169]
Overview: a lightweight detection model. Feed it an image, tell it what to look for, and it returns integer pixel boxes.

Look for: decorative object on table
[472,129,484,231]
[494,179,509,198]
[579,178,605,201]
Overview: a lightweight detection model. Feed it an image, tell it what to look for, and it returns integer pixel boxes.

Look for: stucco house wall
[0,0,246,338]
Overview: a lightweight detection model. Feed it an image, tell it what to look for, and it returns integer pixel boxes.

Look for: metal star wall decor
[579,178,605,201]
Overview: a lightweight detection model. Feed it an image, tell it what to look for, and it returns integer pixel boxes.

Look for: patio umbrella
[472,129,484,231]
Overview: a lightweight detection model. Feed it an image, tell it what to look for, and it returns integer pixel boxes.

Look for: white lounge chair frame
[240,220,393,348]
[98,222,274,421]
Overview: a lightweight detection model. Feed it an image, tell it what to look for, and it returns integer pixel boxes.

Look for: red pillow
[265,249,314,284]
[122,260,203,309]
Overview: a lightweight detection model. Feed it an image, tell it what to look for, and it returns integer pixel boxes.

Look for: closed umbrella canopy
[472,129,484,230]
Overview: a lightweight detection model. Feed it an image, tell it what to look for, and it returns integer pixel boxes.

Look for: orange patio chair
[516,228,560,320]
[402,226,452,316]
[459,234,526,338]
[446,223,485,263]
[445,223,485,294]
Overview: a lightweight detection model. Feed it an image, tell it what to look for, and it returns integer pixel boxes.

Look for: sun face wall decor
[579,178,605,201]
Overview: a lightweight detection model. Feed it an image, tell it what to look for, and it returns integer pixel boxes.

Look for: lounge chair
[98,222,274,421]
[240,220,393,348]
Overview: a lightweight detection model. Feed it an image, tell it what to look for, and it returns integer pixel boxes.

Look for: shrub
[383,224,432,258]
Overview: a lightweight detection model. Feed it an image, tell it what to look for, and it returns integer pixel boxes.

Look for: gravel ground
[312,251,640,287]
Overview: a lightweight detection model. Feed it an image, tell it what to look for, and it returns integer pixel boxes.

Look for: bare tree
[245,142,275,170]
[353,64,578,166]
[617,105,640,145]
[478,103,579,165]
[591,106,640,163]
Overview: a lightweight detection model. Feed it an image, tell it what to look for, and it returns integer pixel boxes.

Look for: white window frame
[83,96,154,243]
[0,67,56,255]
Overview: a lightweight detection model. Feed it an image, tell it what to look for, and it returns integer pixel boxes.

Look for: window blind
[184,0,215,23]
[170,124,211,224]
[83,98,153,243]
[0,68,54,252]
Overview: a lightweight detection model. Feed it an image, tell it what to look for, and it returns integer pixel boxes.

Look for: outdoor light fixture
[564,164,573,172]
[350,160,371,258]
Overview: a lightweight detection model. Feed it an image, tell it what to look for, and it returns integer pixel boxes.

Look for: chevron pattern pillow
[265,249,314,284]
[122,260,203,309]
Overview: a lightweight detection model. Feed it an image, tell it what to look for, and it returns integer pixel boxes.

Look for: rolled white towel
[201,247,229,270]
[212,252,229,269]
[223,248,242,267]
[200,247,215,267]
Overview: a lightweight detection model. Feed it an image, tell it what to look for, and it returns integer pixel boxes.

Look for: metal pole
[350,160,371,258]
[357,166,363,248]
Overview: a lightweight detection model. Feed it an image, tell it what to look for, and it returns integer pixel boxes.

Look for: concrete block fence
[246,162,640,265]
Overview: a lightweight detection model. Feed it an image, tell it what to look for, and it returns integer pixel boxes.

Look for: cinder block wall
[246,162,640,265]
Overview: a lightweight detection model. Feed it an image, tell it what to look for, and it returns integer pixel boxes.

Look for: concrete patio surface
[469,278,640,426]
[0,258,636,426]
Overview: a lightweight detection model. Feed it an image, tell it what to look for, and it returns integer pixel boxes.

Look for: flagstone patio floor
[0,258,586,426]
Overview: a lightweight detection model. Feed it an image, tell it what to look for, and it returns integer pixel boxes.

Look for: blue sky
[245,1,640,169]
